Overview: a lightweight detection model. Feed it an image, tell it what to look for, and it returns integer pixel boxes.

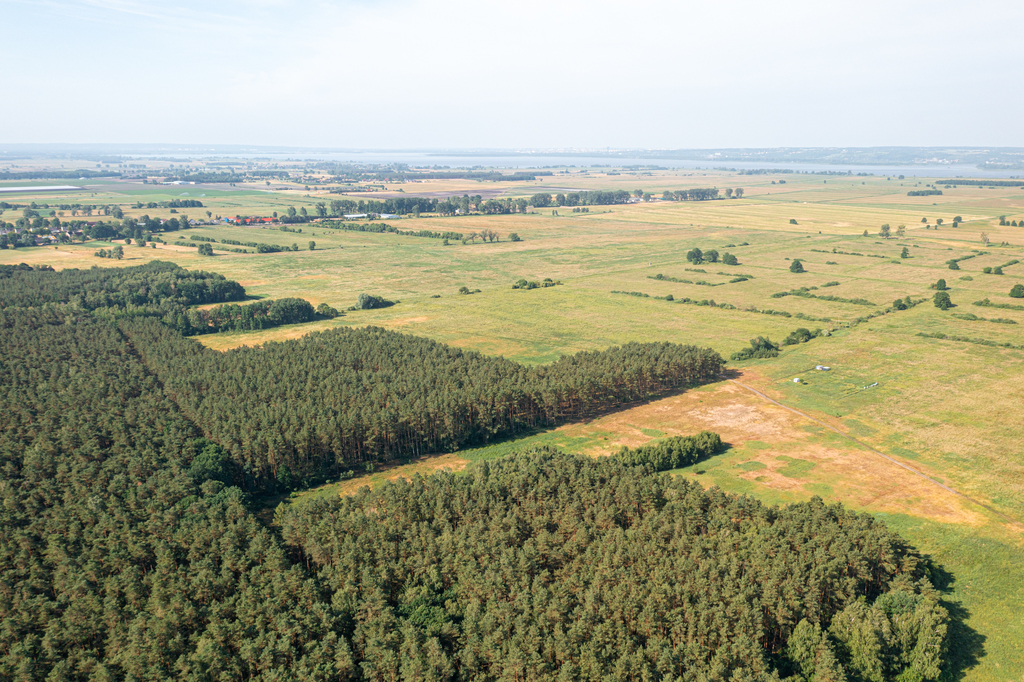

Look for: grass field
[4,168,1024,680]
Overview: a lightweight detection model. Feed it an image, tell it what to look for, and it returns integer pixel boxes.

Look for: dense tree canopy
[276,451,949,682]
[0,262,954,681]
[125,322,725,491]
[0,260,245,310]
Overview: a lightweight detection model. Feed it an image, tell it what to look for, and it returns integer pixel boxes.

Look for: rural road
[725,376,1024,531]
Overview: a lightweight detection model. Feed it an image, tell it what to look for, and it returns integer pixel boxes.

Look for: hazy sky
[4,0,1022,148]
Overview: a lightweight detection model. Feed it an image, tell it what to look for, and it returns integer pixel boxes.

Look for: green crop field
[4,169,1024,680]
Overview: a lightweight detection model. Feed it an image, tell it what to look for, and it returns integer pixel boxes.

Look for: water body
[0,185,84,193]
[126,150,1022,179]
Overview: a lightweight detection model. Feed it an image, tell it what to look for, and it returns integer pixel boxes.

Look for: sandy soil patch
[557,381,802,455]
[555,379,984,526]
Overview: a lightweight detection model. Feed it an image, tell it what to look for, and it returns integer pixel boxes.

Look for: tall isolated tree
[879,224,891,239]
[790,259,805,273]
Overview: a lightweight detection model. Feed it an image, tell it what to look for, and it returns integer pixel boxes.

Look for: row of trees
[613,431,723,470]
[166,297,325,335]
[684,248,741,266]
[662,187,723,201]
[324,220,464,241]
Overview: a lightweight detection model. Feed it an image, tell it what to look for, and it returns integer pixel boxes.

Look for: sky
[3,0,1023,149]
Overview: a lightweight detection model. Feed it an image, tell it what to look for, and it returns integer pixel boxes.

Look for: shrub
[948,261,960,270]
[892,299,907,310]
[901,247,910,259]
[789,219,798,225]
[1010,284,1024,298]
[722,253,739,265]
[509,233,522,242]
[315,302,341,318]
[783,327,816,345]
[731,336,780,361]
[458,286,471,295]
[931,279,948,291]
[789,259,805,273]
[354,293,394,310]
[933,291,953,310]
[267,298,316,325]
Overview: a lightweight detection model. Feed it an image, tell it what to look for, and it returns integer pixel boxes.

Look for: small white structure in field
[793,377,801,383]
[815,365,831,371]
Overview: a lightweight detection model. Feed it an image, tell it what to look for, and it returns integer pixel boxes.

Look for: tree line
[167,297,336,335]
[613,431,723,470]
[663,188,723,201]
[323,220,464,241]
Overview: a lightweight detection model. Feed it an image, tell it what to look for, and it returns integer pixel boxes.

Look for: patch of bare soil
[557,382,802,456]
[556,380,985,526]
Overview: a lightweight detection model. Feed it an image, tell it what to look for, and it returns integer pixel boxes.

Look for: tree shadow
[720,368,743,380]
[926,559,986,681]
